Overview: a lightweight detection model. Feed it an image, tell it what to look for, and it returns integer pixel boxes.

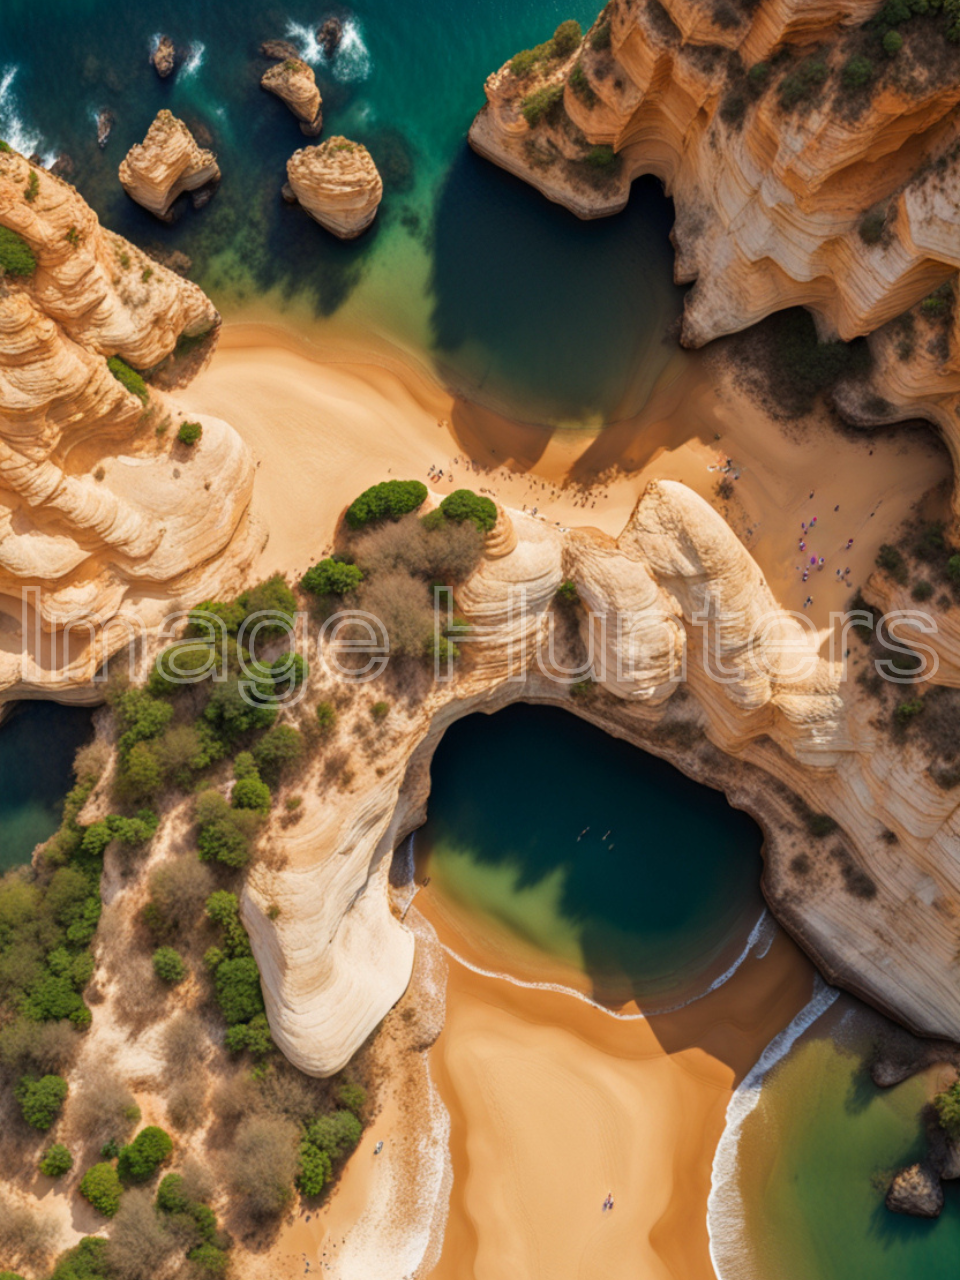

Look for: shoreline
[416,885,815,1280]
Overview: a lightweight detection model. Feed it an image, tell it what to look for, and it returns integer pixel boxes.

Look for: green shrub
[876,543,907,584]
[346,480,428,529]
[555,580,579,605]
[215,957,265,1025]
[224,1011,274,1057]
[25,170,39,202]
[911,580,934,601]
[0,139,11,152]
[858,210,886,244]
[306,1109,362,1159]
[0,225,37,276]
[40,1143,74,1177]
[585,144,619,172]
[15,1073,67,1129]
[883,29,904,54]
[187,1244,230,1276]
[203,676,277,742]
[107,356,148,403]
[719,92,746,126]
[196,790,262,868]
[117,1126,173,1183]
[178,421,202,446]
[337,1081,367,1115]
[371,700,390,720]
[231,769,272,816]
[935,1080,960,1139]
[947,554,960,583]
[921,291,950,317]
[894,698,925,725]
[252,725,304,787]
[569,61,597,106]
[50,1236,110,1279]
[439,489,498,533]
[301,558,364,596]
[550,19,582,56]
[237,575,297,637]
[841,55,874,89]
[152,947,186,984]
[80,1162,124,1216]
[521,84,565,127]
[315,702,337,734]
[509,48,541,76]
[590,19,611,49]
[297,1141,332,1196]
[778,59,828,110]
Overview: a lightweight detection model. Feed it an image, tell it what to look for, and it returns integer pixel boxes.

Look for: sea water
[0,0,684,426]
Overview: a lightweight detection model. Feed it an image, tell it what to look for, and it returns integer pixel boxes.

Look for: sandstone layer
[119,110,220,221]
[233,479,960,1075]
[285,137,383,239]
[261,57,323,136]
[469,0,960,348]
[0,147,257,703]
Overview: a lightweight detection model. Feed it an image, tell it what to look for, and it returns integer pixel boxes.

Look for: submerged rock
[286,136,383,238]
[96,109,115,150]
[261,58,323,136]
[119,110,220,221]
[49,153,75,179]
[151,35,176,78]
[318,17,344,58]
[261,39,300,60]
[886,1164,943,1218]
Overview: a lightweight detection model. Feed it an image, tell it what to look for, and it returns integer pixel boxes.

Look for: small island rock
[96,109,115,150]
[261,58,323,136]
[119,110,220,221]
[286,136,382,239]
[152,35,176,78]
[261,39,301,61]
[886,1164,944,1218]
[318,17,344,58]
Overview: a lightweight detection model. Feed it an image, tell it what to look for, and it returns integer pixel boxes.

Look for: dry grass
[0,1189,59,1271]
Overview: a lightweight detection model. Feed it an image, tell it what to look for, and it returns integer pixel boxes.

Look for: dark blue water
[0,701,94,870]
[0,0,684,424]
[418,704,765,1005]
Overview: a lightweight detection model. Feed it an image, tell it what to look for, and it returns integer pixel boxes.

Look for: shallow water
[0,0,684,426]
[723,999,960,1280]
[416,703,766,1005]
[0,701,93,871]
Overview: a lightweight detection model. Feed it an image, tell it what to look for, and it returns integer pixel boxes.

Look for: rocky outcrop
[261,39,301,60]
[469,0,960,347]
[886,1163,944,1217]
[151,35,176,79]
[319,17,344,58]
[232,478,960,1075]
[285,137,383,238]
[0,146,257,703]
[96,110,114,151]
[261,58,323,136]
[119,110,220,221]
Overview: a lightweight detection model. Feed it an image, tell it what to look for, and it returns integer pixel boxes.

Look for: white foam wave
[0,66,56,166]
[707,975,839,1280]
[285,17,372,83]
[439,908,778,1022]
[182,42,206,76]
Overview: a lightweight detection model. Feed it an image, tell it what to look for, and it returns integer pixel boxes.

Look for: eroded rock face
[470,0,960,347]
[151,35,176,78]
[286,136,383,238]
[0,147,257,702]
[886,1164,944,1217]
[237,479,960,1075]
[119,110,220,221]
[261,58,323,136]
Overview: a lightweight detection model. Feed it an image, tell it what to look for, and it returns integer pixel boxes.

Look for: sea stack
[261,58,323,136]
[885,1164,944,1218]
[151,34,176,78]
[318,17,344,57]
[119,110,220,221]
[285,137,382,238]
[96,109,114,150]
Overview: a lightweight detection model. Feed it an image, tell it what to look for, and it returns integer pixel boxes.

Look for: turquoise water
[417,704,765,1004]
[0,0,683,425]
[0,701,93,871]
[733,1001,960,1280]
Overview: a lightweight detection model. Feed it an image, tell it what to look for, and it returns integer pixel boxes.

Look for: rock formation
[319,17,344,58]
[261,58,323,136]
[886,1163,944,1217]
[96,109,114,151]
[0,146,257,703]
[285,137,383,238]
[469,0,960,348]
[261,39,301,61]
[151,34,176,79]
[119,110,220,221]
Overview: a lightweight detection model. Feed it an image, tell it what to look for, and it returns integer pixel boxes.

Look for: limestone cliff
[261,57,323,136]
[469,0,960,347]
[237,480,960,1076]
[0,147,256,702]
[119,110,220,221]
[285,137,383,239]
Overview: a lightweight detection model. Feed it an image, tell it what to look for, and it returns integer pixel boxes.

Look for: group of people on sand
[602,1192,615,1213]
[793,492,864,609]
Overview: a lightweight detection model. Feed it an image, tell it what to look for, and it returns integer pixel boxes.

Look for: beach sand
[418,892,814,1280]
[182,317,950,635]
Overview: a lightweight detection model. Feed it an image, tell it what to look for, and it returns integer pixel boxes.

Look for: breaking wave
[0,66,56,165]
[285,16,372,84]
